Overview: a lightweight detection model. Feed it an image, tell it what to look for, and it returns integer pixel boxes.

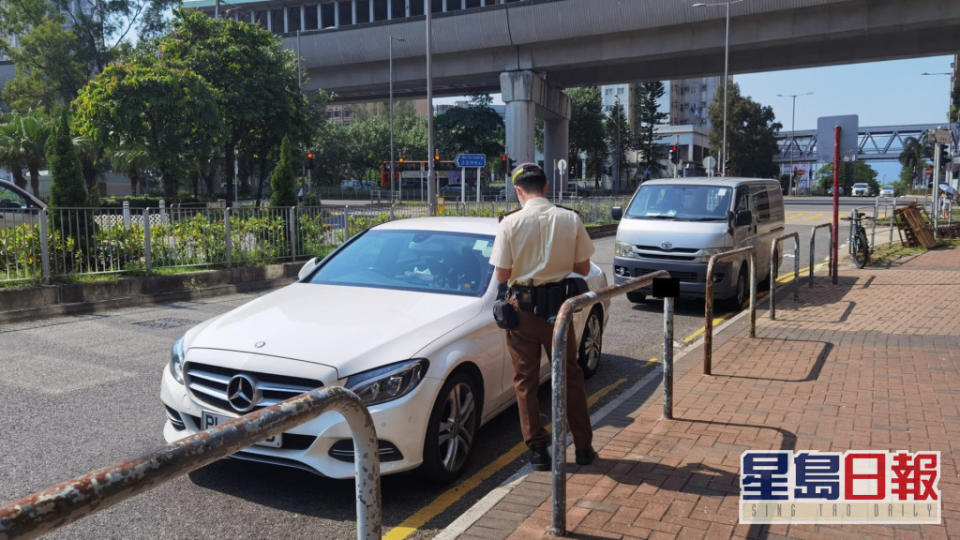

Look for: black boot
[575,447,597,466]
[529,444,551,471]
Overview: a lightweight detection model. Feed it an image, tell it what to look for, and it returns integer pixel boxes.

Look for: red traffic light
[671,146,677,152]
[501,155,507,162]
[306,152,314,160]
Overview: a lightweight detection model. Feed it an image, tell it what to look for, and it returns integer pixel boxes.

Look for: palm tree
[899,135,932,189]
[0,113,29,190]
[15,110,53,197]
[106,138,150,195]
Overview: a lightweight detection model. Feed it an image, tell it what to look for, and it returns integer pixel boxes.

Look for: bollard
[662,296,674,419]
[703,247,756,375]
[770,232,800,320]
[288,206,297,260]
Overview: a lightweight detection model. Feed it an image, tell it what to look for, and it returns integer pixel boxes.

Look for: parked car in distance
[852,183,872,197]
[566,182,591,197]
[0,180,45,228]
[610,177,785,308]
[161,217,610,482]
[827,185,844,196]
[879,185,895,197]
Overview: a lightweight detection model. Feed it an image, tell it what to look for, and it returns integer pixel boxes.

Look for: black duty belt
[508,278,589,322]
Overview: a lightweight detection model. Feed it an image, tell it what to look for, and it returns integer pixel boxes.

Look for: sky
[438,54,957,184]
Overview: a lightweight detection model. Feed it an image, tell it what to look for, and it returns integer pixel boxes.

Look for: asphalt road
[0,212,878,539]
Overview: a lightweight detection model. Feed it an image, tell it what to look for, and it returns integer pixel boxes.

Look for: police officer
[488,162,597,471]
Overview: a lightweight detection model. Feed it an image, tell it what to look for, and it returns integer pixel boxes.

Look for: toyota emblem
[226,374,261,413]
[660,241,673,250]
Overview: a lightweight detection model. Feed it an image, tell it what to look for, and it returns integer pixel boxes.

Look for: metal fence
[1,197,630,285]
[0,386,381,540]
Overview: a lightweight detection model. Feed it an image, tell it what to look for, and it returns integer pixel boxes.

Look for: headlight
[169,336,185,384]
[615,241,636,258]
[346,359,429,406]
[693,247,729,263]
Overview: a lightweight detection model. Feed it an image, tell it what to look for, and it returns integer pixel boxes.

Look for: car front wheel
[421,371,479,483]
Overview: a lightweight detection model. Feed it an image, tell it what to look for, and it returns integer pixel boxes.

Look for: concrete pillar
[501,72,537,200]
[544,117,569,196]
[352,0,357,24]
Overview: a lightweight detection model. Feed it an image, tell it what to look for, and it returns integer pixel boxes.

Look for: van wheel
[723,267,748,311]
[626,291,646,303]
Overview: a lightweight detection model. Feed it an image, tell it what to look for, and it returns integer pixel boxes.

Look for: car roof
[639,177,779,188]
[373,216,499,236]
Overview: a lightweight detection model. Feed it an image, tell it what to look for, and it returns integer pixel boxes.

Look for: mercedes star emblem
[226,374,261,413]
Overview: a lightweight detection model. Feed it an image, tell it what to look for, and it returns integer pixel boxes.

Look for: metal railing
[809,223,834,287]
[703,247,756,375]
[769,232,800,320]
[548,270,671,536]
[0,386,381,540]
[2,197,629,284]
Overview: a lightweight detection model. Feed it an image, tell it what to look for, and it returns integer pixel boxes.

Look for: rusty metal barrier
[809,223,834,287]
[770,232,801,320]
[704,247,757,375]
[549,270,670,536]
[0,386,381,540]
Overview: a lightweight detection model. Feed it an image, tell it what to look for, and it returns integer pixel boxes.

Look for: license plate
[201,411,283,448]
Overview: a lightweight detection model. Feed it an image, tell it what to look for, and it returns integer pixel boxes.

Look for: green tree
[0,115,29,189]
[1,18,89,112]
[708,82,782,178]
[105,137,150,196]
[160,10,308,203]
[632,81,668,180]
[269,135,297,207]
[898,135,932,192]
[435,94,504,163]
[813,161,879,195]
[46,109,86,206]
[566,87,607,189]
[15,109,52,197]
[604,101,631,193]
[72,59,222,201]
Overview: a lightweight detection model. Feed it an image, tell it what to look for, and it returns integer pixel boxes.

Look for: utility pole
[425,0,436,215]
[615,98,621,195]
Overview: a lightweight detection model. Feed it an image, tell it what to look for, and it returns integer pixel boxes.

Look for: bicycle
[849,211,869,268]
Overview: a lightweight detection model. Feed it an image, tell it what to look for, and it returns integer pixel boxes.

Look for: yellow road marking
[804,212,826,222]
[643,357,660,367]
[683,313,729,343]
[786,212,805,221]
[383,378,629,540]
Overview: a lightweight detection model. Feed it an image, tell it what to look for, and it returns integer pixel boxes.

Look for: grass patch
[870,238,960,265]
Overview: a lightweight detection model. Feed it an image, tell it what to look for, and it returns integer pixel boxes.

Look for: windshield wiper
[686,217,727,221]
[638,215,676,220]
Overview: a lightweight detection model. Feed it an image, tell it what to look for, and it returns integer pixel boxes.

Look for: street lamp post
[389,36,406,202]
[777,91,813,196]
[425,0,436,215]
[692,0,744,177]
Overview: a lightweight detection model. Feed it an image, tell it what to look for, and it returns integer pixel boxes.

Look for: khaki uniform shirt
[489,197,595,287]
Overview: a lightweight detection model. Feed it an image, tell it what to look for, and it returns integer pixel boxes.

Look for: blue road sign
[456,154,486,168]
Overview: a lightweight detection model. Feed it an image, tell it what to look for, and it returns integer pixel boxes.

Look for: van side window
[734,188,749,213]
[766,186,784,222]
[750,185,770,223]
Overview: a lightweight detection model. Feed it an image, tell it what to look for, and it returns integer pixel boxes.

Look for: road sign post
[558,159,567,201]
[456,155,486,205]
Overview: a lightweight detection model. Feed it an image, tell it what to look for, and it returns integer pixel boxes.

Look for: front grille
[635,245,698,253]
[329,439,404,463]
[185,362,322,413]
[634,244,697,261]
[634,268,699,282]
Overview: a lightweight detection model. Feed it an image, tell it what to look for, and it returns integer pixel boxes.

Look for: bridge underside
[294,0,960,101]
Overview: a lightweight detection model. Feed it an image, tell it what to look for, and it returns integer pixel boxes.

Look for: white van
[611,177,785,306]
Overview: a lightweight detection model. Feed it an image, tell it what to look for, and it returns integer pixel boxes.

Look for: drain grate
[132,317,197,330]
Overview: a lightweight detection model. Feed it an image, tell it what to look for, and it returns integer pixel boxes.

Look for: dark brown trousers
[505,308,593,451]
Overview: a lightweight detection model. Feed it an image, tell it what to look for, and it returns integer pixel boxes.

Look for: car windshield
[625,184,732,221]
[308,229,495,297]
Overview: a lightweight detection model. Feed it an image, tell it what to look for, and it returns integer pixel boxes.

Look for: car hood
[187,283,484,378]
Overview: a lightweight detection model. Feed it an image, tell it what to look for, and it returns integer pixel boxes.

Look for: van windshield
[625,185,732,221]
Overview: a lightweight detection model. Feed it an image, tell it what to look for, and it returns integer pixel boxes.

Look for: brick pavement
[451,245,960,539]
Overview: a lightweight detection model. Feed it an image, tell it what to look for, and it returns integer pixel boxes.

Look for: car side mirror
[611,206,623,221]
[297,257,319,281]
[734,210,753,227]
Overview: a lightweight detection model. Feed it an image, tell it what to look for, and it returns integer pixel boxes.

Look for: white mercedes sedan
[160,217,609,482]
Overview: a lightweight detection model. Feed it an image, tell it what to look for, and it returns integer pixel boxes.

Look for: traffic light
[305,151,315,169]
[398,157,404,164]
[434,153,440,165]
[669,145,678,163]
